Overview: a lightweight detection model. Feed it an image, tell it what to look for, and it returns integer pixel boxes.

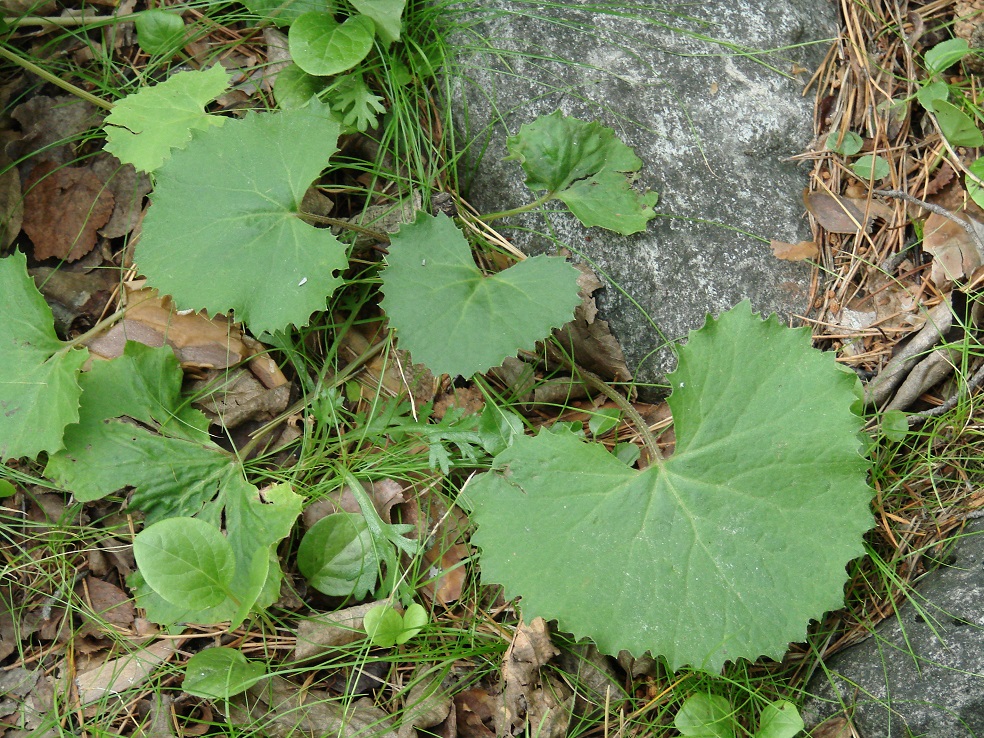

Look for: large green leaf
[0,250,87,461]
[349,0,405,45]
[380,212,581,377]
[465,302,873,671]
[243,0,322,26]
[104,65,229,173]
[506,111,657,235]
[136,104,347,334]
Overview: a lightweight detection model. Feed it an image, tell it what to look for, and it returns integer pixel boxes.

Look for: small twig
[907,359,984,426]
[0,46,113,110]
[875,188,984,257]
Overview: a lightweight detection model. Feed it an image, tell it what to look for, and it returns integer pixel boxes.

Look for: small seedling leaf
[755,700,804,738]
[136,104,347,334]
[135,10,186,56]
[104,65,229,173]
[674,694,735,738]
[967,157,984,210]
[133,517,235,609]
[824,130,863,156]
[273,64,324,109]
[397,602,428,644]
[380,212,581,376]
[0,250,87,461]
[183,648,267,699]
[880,409,909,442]
[349,0,405,45]
[289,12,375,77]
[851,154,889,180]
[915,80,949,113]
[478,403,524,455]
[364,603,404,647]
[932,100,984,147]
[924,38,970,76]
[506,111,656,234]
[0,480,16,498]
[588,407,621,436]
[329,72,387,131]
[298,512,379,597]
[465,302,872,671]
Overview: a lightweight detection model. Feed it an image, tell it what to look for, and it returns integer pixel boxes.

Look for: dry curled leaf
[803,190,893,234]
[923,211,984,285]
[498,618,564,735]
[770,239,819,261]
[23,161,114,261]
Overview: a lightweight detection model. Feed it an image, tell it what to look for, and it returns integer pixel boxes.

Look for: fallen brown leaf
[75,575,135,635]
[294,601,394,661]
[74,638,178,705]
[454,688,497,738]
[803,190,893,234]
[923,211,984,285]
[7,95,100,169]
[398,665,452,738]
[770,239,819,261]
[498,617,569,737]
[23,161,114,261]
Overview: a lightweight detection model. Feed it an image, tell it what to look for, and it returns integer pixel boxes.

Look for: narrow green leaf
[933,99,984,147]
[289,12,375,77]
[136,104,346,334]
[349,0,405,45]
[104,65,229,173]
[133,518,235,609]
[135,10,186,56]
[675,694,736,738]
[755,700,804,738]
[298,512,379,597]
[0,250,87,461]
[924,38,970,76]
[183,648,266,699]
[466,302,873,671]
[380,212,581,377]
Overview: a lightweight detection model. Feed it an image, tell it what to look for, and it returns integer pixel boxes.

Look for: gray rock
[803,518,984,738]
[448,1,836,394]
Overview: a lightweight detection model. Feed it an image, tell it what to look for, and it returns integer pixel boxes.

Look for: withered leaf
[923,211,984,285]
[23,161,114,261]
[770,239,819,261]
[8,95,101,169]
[75,575,135,632]
[803,190,893,234]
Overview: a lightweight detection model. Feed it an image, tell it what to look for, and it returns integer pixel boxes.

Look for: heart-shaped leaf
[0,250,87,461]
[289,12,375,77]
[104,65,229,173]
[136,104,347,334]
[506,110,657,235]
[380,212,581,377]
[183,648,267,699]
[755,700,804,738]
[465,302,873,671]
[135,9,186,56]
[133,517,235,609]
[675,694,735,738]
[298,512,379,597]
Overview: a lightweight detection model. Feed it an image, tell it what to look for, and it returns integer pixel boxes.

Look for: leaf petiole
[480,193,553,222]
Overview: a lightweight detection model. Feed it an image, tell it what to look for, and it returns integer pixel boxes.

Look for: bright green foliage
[136,104,347,334]
[244,0,322,26]
[880,409,909,443]
[364,602,427,647]
[104,65,229,173]
[968,157,984,209]
[824,130,863,156]
[465,302,873,671]
[0,481,15,498]
[851,154,889,180]
[298,513,379,597]
[380,212,581,377]
[133,517,234,610]
[588,407,620,436]
[675,694,733,738]
[675,694,803,738]
[349,0,406,45]
[924,38,970,75]
[931,100,983,147]
[135,10,186,56]
[506,111,657,235]
[183,648,267,699]
[0,251,88,461]
[915,80,948,112]
[274,64,324,109]
[329,72,386,131]
[289,12,375,77]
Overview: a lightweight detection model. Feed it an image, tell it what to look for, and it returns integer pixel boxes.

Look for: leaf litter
[4,2,984,738]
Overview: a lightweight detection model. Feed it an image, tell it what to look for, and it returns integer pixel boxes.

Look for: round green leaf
[183,648,267,699]
[135,10,186,56]
[297,512,378,597]
[274,64,324,109]
[363,603,403,647]
[289,12,375,77]
[133,517,235,609]
[675,694,735,738]
[932,100,984,148]
[755,700,804,738]
[136,104,346,334]
[380,212,581,377]
[466,302,873,671]
[880,409,909,443]
[851,154,889,180]
[396,602,427,644]
[824,130,863,156]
